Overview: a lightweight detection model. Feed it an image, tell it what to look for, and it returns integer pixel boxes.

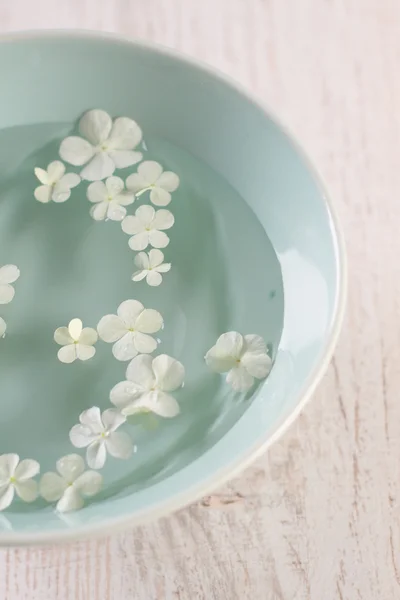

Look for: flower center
[10,476,16,483]
[107,195,113,202]
[128,328,135,332]
[100,431,109,439]
[236,359,241,364]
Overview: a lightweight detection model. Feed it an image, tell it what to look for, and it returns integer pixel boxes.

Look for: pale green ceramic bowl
[0,31,346,545]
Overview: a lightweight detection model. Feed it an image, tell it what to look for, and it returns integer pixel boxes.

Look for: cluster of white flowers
[0,109,273,515]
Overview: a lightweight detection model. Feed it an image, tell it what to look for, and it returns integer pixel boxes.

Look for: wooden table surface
[0,0,397,598]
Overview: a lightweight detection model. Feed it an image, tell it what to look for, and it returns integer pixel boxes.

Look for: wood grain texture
[0,0,396,597]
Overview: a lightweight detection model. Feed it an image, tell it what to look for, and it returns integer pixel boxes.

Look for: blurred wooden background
[1,0,399,598]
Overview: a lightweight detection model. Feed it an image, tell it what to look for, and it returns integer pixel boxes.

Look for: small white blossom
[205,332,272,392]
[87,176,134,221]
[121,205,174,251]
[126,161,179,206]
[34,161,80,203]
[97,299,163,362]
[0,317,5,337]
[54,318,98,364]
[0,264,20,305]
[59,109,143,181]
[132,249,171,287]
[0,454,40,511]
[69,406,133,469]
[40,454,102,513]
[110,354,185,418]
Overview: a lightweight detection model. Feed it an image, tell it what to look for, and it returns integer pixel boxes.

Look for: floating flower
[205,332,272,392]
[121,205,174,251]
[0,454,40,511]
[34,160,81,203]
[40,454,102,512]
[97,299,163,362]
[110,354,184,418]
[126,161,180,207]
[59,109,143,181]
[0,317,5,337]
[0,264,20,305]
[69,406,133,469]
[86,176,135,221]
[54,318,98,364]
[132,249,171,287]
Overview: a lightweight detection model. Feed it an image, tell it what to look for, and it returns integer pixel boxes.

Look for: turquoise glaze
[0,32,345,544]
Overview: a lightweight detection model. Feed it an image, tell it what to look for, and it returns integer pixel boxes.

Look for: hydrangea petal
[241,352,272,379]
[56,486,84,512]
[135,308,163,334]
[150,188,171,207]
[226,366,254,392]
[0,284,14,304]
[0,265,19,285]
[106,431,133,459]
[0,485,14,511]
[157,171,180,192]
[57,345,77,363]
[79,407,104,433]
[109,150,143,169]
[138,161,163,183]
[0,317,5,337]
[148,230,170,248]
[148,249,164,268]
[136,204,156,224]
[40,472,65,502]
[79,327,98,346]
[214,332,244,360]
[47,160,65,182]
[107,203,127,222]
[112,332,138,361]
[133,332,158,354]
[108,117,142,150]
[86,441,107,469]
[79,109,112,145]
[121,215,145,235]
[59,136,94,166]
[146,271,162,286]
[15,479,38,503]
[0,454,19,481]
[126,354,155,387]
[243,334,267,355]
[34,167,49,185]
[56,454,85,482]
[152,209,174,230]
[117,299,144,326]
[129,232,150,251]
[124,390,180,418]
[156,263,171,273]
[134,252,150,270]
[102,408,126,432]
[152,355,185,392]
[87,181,107,203]
[69,424,94,448]
[69,318,82,340]
[110,381,143,410]
[80,153,115,182]
[74,470,102,496]
[76,344,96,361]
[204,346,237,373]
[90,203,109,221]
[97,315,126,342]
[125,172,147,193]
[34,185,52,204]
[132,270,148,282]
[14,459,40,481]
[59,173,81,189]
[105,176,124,196]
[54,327,73,346]
[51,183,72,204]
[115,192,135,206]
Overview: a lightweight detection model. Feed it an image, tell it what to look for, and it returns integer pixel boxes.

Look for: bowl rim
[0,28,347,546]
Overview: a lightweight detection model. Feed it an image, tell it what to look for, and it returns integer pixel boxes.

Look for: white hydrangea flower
[87,176,134,221]
[110,354,185,418]
[126,161,179,206]
[34,161,80,204]
[0,317,5,337]
[97,299,163,362]
[0,454,40,511]
[132,249,171,287]
[40,454,102,513]
[0,264,20,305]
[59,109,143,181]
[54,318,98,364]
[121,205,174,251]
[205,332,272,392]
[69,406,133,469]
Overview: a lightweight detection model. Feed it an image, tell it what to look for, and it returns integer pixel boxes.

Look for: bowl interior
[0,33,342,540]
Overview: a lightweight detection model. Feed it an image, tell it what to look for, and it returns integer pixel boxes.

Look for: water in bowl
[0,124,284,507]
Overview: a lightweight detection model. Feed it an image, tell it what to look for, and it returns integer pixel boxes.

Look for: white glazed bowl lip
[0,29,347,546]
